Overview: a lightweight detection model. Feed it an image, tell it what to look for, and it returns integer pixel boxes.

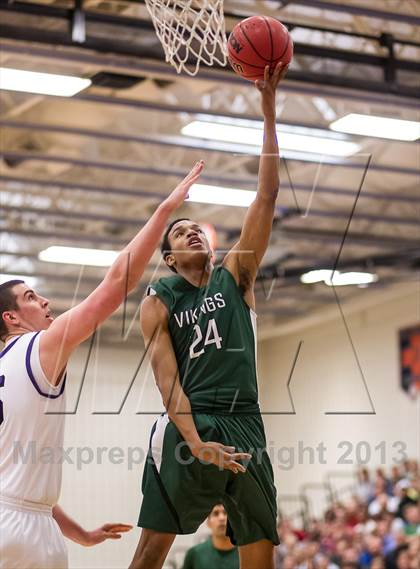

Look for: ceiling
[0,0,419,343]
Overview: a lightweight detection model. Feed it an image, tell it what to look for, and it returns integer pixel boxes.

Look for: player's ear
[165,254,176,270]
[2,311,18,327]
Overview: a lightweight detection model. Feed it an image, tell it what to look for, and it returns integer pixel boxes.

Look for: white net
[144,0,228,76]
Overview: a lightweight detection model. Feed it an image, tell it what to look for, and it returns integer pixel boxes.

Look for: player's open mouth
[187,237,202,247]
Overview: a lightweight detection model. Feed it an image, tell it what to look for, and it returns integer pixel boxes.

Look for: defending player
[130,62,288,569]
[0,161,204,569]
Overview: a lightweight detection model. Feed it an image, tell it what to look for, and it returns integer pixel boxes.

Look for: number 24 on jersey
[189,319,222,359]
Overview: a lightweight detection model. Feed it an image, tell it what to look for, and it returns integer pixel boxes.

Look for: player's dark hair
[0,280,24,341]
[160,218,190,274]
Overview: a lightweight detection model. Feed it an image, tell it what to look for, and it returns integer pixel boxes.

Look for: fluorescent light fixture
[300,269,335,284]
[301,269,378,286]
[330,113,420,141]
[39,246,118,267]
[187,184,256,207]
[0,274,37,288]
[326,271,378,286]
[0,68,91,97]
[182,119,360,157]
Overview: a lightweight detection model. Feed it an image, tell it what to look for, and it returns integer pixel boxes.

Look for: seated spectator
[400,503,419,536]
[182,504,239,569]
[271,462,418,569]
[357,468,375,504]
[385,544,410,569]
[371,557,385,569]
[359,534,382,568]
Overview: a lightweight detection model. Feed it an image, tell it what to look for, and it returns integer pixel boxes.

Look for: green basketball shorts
[137,412,279,546]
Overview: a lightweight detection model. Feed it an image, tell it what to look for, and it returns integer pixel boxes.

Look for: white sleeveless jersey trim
[0,332,66,506]
[0,336,23,359]
[25,331,66,398]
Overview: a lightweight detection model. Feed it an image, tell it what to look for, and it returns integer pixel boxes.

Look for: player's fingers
[104,533,122,540]
[221,445,236,454]
[255,79,264,91]
[104,524,133,532]
[279,64,289,81]
[185,161,203,180]
[275,60,284,73]
[264,65,270,82]
[221,452,248,470]
[230,452,252,462]
[188,168,204,183]
[226,460,247,474]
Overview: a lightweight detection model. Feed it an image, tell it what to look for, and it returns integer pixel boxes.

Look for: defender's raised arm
[40,161,204,385]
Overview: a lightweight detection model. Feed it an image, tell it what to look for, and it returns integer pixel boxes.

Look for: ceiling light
[300,269,334,284]
[0,68,91,97]
[325,271,378,286]
[39,246,118,267]
[330,113,420,141]
[182,119,360,157]
[300,269,378,286]
[187,184,256,207]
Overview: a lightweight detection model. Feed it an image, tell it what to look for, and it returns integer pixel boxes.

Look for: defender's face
[166,220,212,271]
[5,283,53,333]
[207,504,228,537]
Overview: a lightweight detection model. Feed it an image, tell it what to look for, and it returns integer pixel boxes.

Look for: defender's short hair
[0,280,24,341]
[160,218,190,274]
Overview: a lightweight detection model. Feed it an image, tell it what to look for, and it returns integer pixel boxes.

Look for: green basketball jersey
[148,266,259,414]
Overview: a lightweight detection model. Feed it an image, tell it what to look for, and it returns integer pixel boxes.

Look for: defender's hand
[191,441,252,474]
[82,523,133,547]
[164,160,204,210]
[255,62,288,119]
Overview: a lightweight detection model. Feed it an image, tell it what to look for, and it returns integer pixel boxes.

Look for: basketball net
[144,0,228,76]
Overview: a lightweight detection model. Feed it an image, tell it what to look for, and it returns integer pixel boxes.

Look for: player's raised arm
[140,295,251,474]
[40,161,204,385]
[223,63,288,302]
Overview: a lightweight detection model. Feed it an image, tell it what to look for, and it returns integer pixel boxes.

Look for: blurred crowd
[275,460,419,569]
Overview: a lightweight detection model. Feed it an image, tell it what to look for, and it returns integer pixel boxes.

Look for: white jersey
[0,331,66,506]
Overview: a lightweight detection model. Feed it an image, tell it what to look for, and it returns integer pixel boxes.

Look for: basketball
[228,16,293,81]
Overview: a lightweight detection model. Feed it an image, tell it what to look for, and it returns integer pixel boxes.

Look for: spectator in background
[396,480,419,519]
[385,544,410,569]
[274,463,419,569]
[357,469,375,504]
[400,503,419,536]
[182,504,239,569]
[371,557,385,569]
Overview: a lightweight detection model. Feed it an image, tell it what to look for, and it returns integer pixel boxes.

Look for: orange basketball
[228,16,293,81]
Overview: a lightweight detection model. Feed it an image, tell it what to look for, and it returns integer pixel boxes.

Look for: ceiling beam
[2,174,419,206]
[2,41,418,110]
[3,201,418,230]
[0,15,418,99]
[3,0,420,43]
[1,149,419,179]
[2,225,418,250]
[287,0,420,26]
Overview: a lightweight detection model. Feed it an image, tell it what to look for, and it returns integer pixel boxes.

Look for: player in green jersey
[182,504,239,569]
[129,62,288,569]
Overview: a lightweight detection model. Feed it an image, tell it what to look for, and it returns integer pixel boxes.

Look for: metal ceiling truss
[1,41,418,110]
[0,0,419,99]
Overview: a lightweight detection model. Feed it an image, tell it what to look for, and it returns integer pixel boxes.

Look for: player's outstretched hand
[164,160,205,211]
[191,441,252,474]
[83,523,133,547]
[255,62,288,119]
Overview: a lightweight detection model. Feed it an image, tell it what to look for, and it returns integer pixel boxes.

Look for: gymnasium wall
[258,281,419,516]
[59,281,419,568]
